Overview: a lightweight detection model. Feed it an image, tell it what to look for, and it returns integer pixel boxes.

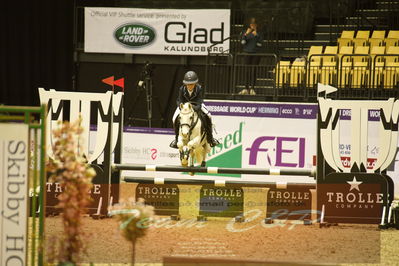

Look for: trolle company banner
[85,7,230,55]
[0,123,29,266]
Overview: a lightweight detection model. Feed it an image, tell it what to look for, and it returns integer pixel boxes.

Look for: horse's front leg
[187,136,201,150]
[177,135,184,149]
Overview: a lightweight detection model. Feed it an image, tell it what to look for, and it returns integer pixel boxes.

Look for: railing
[205,53,234,97]
[205,52,399,101]
[233,53,277,98]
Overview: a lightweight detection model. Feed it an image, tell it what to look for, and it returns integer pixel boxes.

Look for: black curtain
[1,0,74,106]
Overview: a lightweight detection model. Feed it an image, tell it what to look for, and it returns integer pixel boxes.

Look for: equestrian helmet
[183,71,199,84]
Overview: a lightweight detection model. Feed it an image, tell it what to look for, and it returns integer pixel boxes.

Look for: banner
[88,99,399,196]
[0,123,29,265]
[89,101,318,184]
[85,7,230,55]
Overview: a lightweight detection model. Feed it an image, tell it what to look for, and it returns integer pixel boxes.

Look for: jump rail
[123,176,316,187]
[113,164,316,177]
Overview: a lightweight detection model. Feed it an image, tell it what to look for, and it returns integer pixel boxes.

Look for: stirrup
[209,138,220,147]
[170,140,178,149]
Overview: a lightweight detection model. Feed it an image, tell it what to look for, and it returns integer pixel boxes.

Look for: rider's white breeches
[172,103,211,124]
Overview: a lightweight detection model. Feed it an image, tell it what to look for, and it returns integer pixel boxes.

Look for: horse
[177,102,210,169]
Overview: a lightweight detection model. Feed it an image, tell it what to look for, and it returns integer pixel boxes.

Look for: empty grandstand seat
[320,46,338,85]
[370,46,386,87]
[388,30,399,39]
[356,30,370,39]
[369,38,384,50]
[290,59,306,87]
[371,30,386,39]
[383,46,399,89]
[385,38,399,48]
[323,46,338,65]
[352,30,370,50]
[352,46,371,88]
[305,46,324,87]
[353,46,370,63]
[338,31,354,48]
[385,30,399,49]
[339,46,354,88]
[341,30,355,39]
[276,61,291,87]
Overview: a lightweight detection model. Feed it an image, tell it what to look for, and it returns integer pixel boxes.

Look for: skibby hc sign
[85,7,230,55]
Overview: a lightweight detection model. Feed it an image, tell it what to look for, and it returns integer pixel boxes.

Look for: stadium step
[376,1,399,9]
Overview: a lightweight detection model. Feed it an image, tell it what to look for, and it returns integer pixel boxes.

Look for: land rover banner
[84,7,230,55]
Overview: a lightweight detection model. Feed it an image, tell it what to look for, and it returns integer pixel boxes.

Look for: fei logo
[245,137,305,168]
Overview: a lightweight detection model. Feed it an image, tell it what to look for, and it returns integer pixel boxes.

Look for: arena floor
[44,183,399,265]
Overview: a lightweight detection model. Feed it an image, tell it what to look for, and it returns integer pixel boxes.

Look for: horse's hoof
[189,172,195,176]
[201,161,206,167]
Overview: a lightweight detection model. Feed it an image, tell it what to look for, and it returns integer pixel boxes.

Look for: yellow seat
[371,30,386,39]
[369,38,384,50]
[323,46,338,64]
[342,30,355,39]
[385,46,399,64]
[320,46,338,85]
[290,60,306,87]
[356,30,370,39]
[306,46,323,87]
[338,46,354,61]
[352,31,370,50]
[371,46,386,63]
[352,46,371,88]
[385,38,399,48]
[388,30,399,39]
[276,61,291,87]
[338,46,354,88]
[383,46,399,89]
[338,38,352,49]
[352,38,368,50]
[338,31,355,49]
[291,46,323,87]
[370,46,386,87]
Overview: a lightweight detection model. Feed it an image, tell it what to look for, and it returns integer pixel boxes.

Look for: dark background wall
[1,0,74,106]
[0,0,206,127]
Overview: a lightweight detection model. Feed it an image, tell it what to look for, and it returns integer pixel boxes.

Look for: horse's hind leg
[189,151,195,176]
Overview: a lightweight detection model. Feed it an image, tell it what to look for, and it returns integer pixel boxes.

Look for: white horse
[177,102,210,168]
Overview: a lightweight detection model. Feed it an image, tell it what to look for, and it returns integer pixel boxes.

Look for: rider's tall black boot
[205,115,220,147]
[169,120,180,149]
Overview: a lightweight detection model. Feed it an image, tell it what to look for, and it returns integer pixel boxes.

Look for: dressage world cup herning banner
[84,7,230,55]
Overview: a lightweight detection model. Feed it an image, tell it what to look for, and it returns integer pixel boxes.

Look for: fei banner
[84,7,230,55]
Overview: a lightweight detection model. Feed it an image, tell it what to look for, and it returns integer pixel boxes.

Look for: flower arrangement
[47,119,96,265]
[108,197,155,265]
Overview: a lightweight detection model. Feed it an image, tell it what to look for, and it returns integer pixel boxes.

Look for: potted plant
[47,119,96,265]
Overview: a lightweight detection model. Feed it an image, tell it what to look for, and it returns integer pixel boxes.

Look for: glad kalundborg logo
[114,23,156,47]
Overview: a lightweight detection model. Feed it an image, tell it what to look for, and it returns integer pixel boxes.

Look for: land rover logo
[114,24,155,47]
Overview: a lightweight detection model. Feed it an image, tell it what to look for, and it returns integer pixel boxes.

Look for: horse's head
[179,102,195,138]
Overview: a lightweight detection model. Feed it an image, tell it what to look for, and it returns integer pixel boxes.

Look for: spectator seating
[275,30,399,89]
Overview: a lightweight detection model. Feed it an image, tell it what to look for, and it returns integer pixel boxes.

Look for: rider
[170,71,220,149]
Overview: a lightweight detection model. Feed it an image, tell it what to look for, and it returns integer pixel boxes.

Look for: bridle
[179,109,199,141]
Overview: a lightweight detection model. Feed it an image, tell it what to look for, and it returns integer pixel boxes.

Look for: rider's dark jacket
[176,84,203,112]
